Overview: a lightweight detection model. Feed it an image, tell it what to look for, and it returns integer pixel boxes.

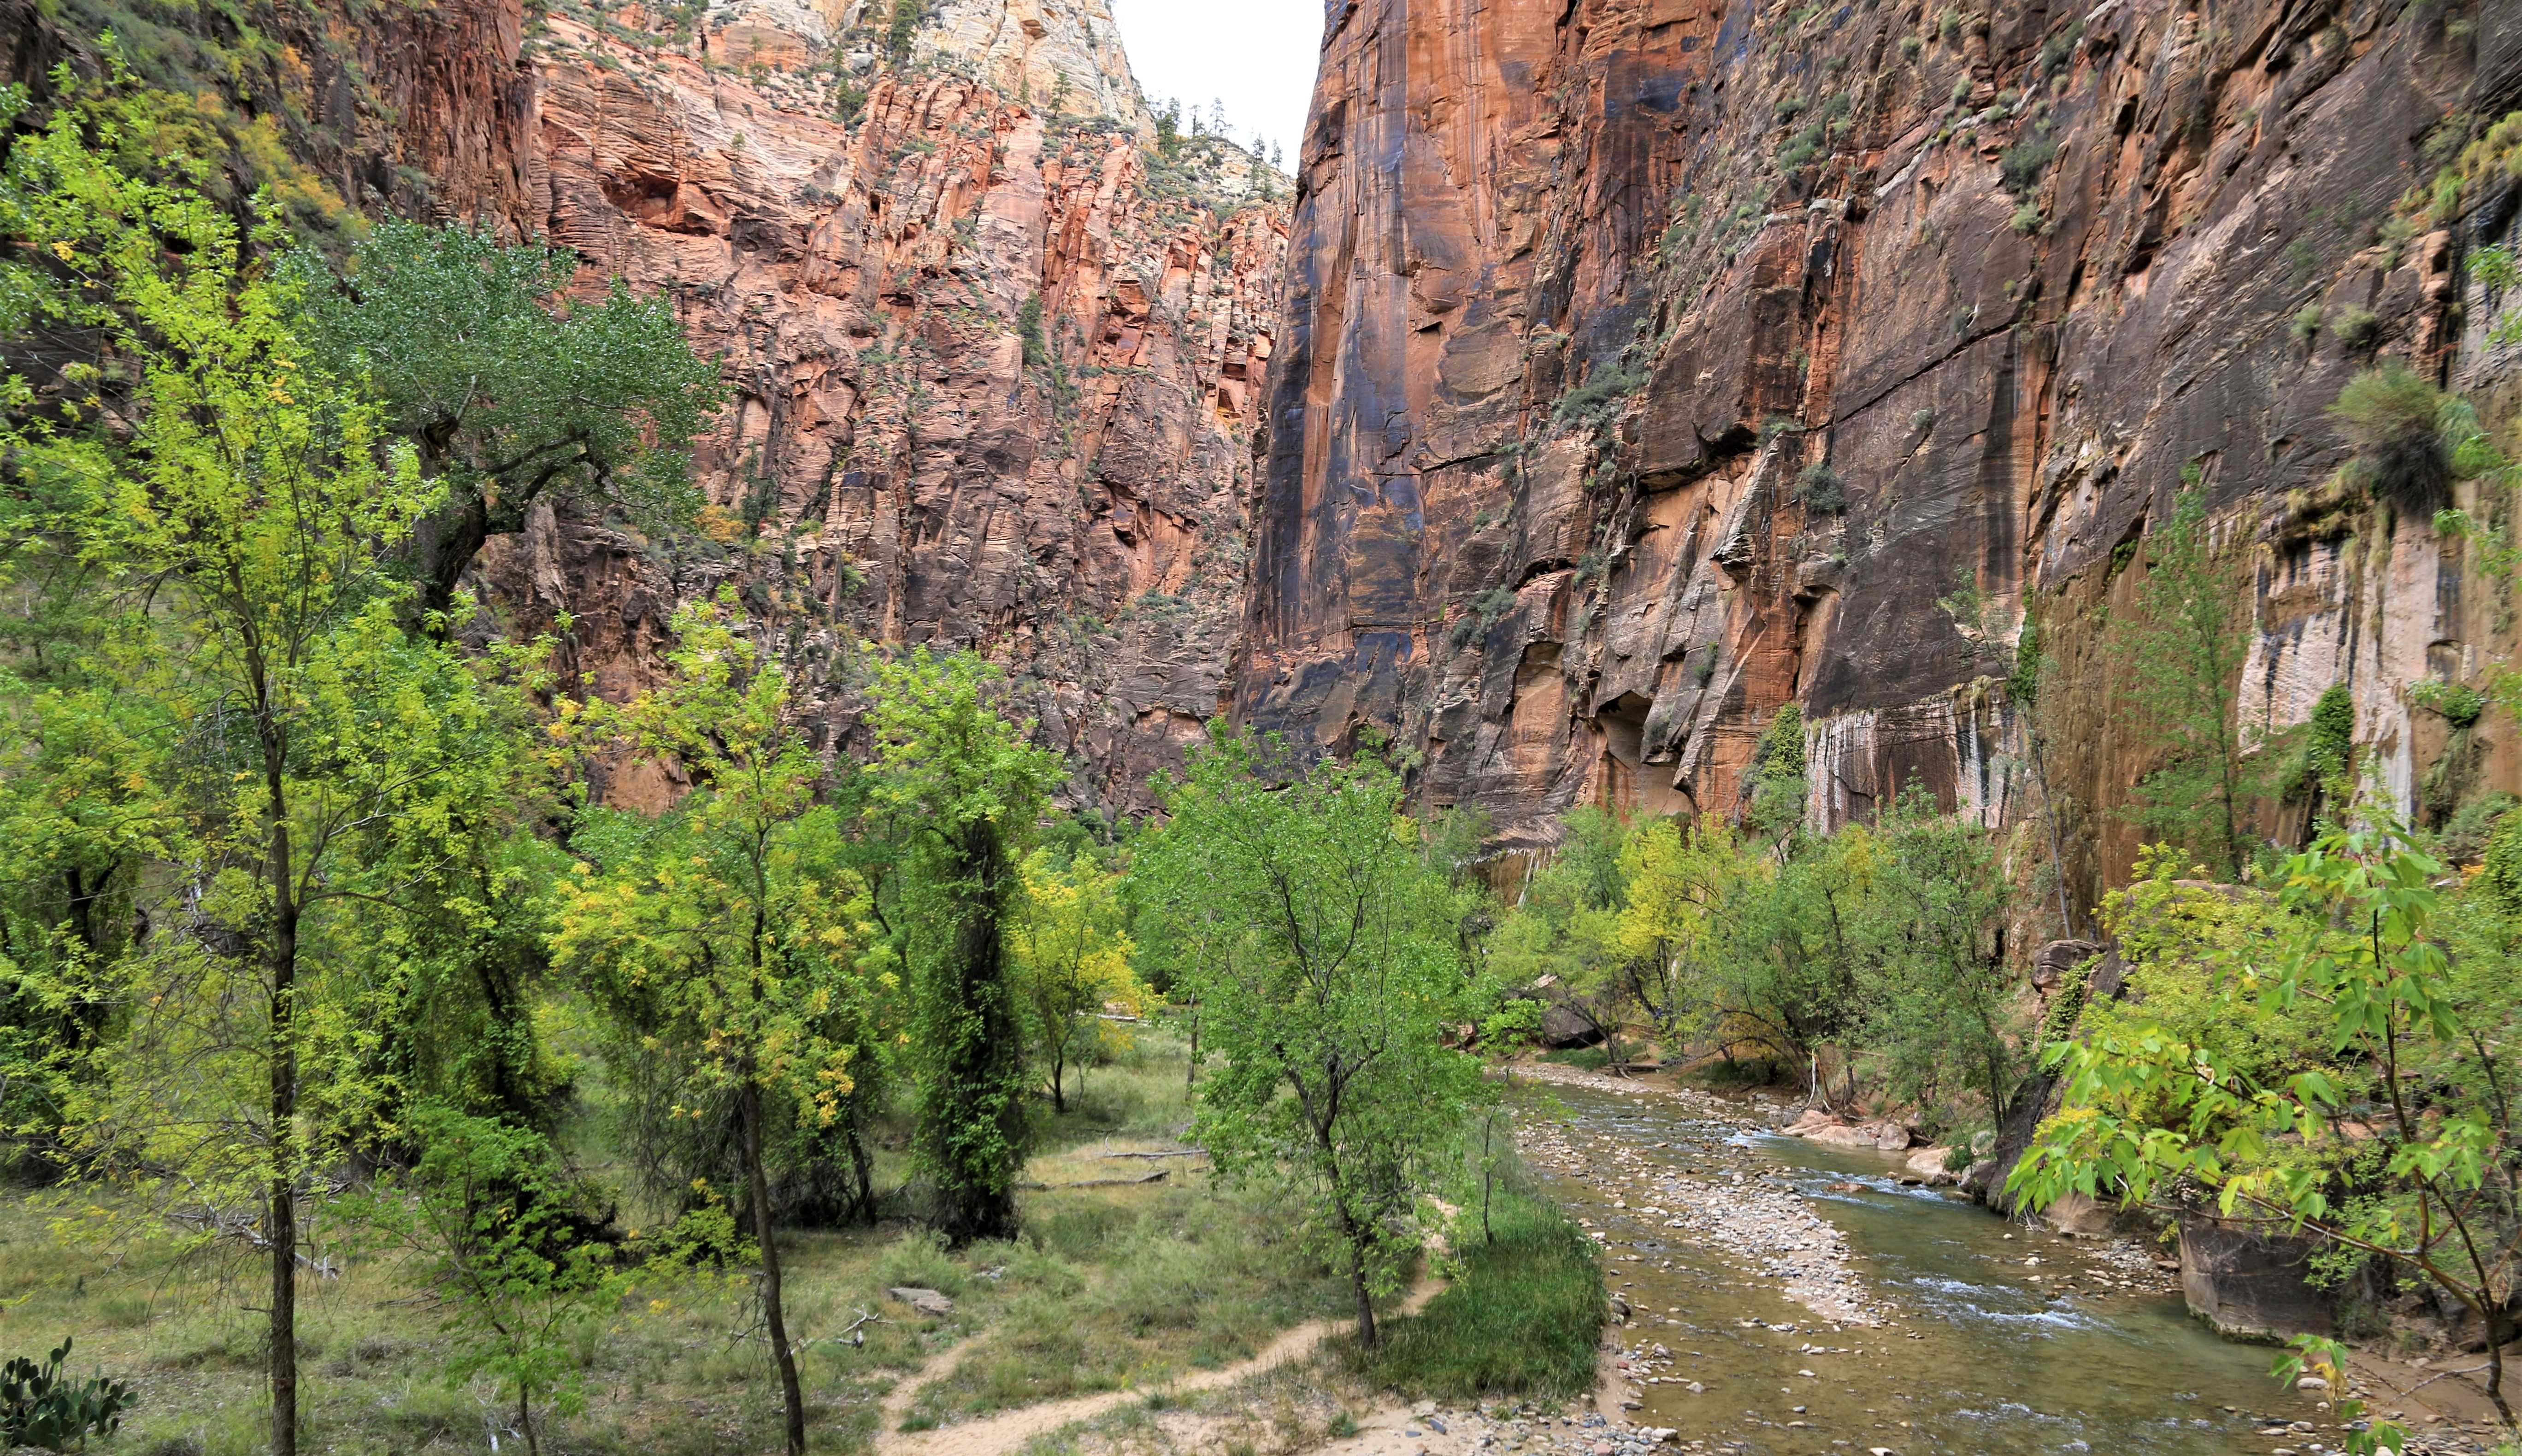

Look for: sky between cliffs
[1110,0,1322,169]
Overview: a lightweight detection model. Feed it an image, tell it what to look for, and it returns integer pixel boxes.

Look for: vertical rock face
[1244,0,2522,895]
[324,0,1287,808]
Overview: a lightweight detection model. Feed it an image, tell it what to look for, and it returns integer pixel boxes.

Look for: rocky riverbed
[1456,1064,2509,1456]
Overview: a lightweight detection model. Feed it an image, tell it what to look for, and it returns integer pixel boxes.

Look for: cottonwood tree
[865,649,1061,1244]
[0,80,530,1456]
[287,222,722,625]
[551,599,869,1456]
[1137,731,1489,1347]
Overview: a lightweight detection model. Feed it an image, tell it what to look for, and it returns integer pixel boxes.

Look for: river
[1524,1074,2348,1456]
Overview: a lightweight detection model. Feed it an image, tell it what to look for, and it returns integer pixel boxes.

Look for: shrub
[2010,202,2045,235]
[1900,34,1923,59]
[1777,123,1826,171]
[1018,292,1048,366]
[2292,304,2323,344]
[1,1339,135,1451]
[1792,462,1847,513]
[2328,362,2450,513]
[2000,127,2059,199]
[2334,304,2384,352]
[2409,676,2487,729]
[1549,363,1645,436]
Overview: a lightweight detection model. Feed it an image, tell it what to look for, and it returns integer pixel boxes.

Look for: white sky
[1109,0,1324,168]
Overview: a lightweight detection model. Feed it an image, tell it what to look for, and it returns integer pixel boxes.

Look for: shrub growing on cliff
[2328,361,2451,515]
[1791,462,1846,513]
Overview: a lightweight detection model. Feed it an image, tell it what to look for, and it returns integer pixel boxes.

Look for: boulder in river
[1784,1108,1915,1150]
[2176,1214,2335,1339]
[1903,1146,1959,1185]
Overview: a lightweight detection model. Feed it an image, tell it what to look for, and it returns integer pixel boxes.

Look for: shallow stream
[1529,1078,2339,1456]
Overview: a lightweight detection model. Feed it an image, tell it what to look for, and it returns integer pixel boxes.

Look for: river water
[1529,1078,2339,1456]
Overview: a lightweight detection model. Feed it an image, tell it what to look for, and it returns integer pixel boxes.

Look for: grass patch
[902,1181,1352,1423]
[1538,1046,1610,1071]
[1343,1191,1605,1400]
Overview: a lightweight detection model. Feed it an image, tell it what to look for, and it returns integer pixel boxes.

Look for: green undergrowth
[1538,1046,1611,1071]
[901,1180,1353,1425]
[1341,1190,1606,1401]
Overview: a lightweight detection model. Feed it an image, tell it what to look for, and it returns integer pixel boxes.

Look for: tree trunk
[742,1078,807,1456]
[262,740,299,1456]
[2485,1306,2513,1429]
[1348,1241,1379,1350]
[923,823,1026,1245]
[1050,1053,1066,1114]
[519,1385,540,1456]
[844,1114,877,1224]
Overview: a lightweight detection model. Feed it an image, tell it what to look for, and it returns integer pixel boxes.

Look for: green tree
[2117,478,2265,878]
[865,648,1061,1244]
[368,1106,626,1456]
[551,599,871,1456]
[1488,807,1631,1062]
[1009,849,1141,1114]
[287,221,722,625]
[1137,730,1490,1347]
[2014,814,2521,1435]
[0,79,532,1456]
[1856,790,2021,1132]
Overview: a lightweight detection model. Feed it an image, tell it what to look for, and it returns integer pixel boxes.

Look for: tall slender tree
[0,77,523,1456]
[865,648,1060,1244]
[552,598,871,1456]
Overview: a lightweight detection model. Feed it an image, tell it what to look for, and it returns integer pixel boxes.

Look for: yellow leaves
[49,239,73,260]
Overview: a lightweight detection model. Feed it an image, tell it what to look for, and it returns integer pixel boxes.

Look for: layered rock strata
[1243,0,2522,903]
[265,0,1289,809]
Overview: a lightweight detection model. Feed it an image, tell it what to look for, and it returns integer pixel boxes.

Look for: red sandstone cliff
[1243,0,2522,908]
[7,0,1286,812]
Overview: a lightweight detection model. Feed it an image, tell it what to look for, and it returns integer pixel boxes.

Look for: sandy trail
[876,1279,1444,1456]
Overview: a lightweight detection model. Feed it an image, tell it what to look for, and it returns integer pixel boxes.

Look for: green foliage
[1791,462,1846,513]
[551,598,874,1455]
[2329,362,2451,514]
[889,0,924,59]
[1550,362,1646,439]
[2409,675,2488,728]
[2292,304,2325,344]
[1489,807,1632,1057]
[0,1338,133,1451]
[1009,849,1142,1114]
[1347,1187,1603,1399]
[1746,704,1809,837]
[2334,304,2384,352]
[1017,292,1049,367]
[1137,731,1491,1347]
[366,1106,631,1456]
[2115,482,2268,879]
[1998,125,2058,200]
[2015,814,2522,1429]
[0,79,543,1455]
[866,649,1062,1246]
[289,220,723,616]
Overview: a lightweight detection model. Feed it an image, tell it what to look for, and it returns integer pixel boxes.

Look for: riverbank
[1508,1059,2518,1456]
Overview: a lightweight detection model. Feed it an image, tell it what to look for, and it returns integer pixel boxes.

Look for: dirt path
[876,1279,1445,1456]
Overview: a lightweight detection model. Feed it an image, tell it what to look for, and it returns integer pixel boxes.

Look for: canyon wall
[1243,0,2522,908]
[10,0,1285,812]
